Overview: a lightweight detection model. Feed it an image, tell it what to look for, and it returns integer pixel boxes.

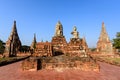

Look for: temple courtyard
[0,61,120,80]
[0,19,120,80]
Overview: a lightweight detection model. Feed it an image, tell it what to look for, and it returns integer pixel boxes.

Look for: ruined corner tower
[97,22,113,54]
[5,21,21,57]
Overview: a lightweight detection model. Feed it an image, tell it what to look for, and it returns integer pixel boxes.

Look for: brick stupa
[97,22,113,55]
[4,21,21,57]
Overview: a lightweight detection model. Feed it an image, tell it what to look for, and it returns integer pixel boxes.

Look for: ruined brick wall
[22,55,99,72]
[22,56,99,72]
[32,22,89,57]
[67,38,88,57]
[34,42,52,57]
[42,61,99,72]
[41,55,99,72]
[21,57,38,71]
[33,37,88,57]
[51,36,67,55]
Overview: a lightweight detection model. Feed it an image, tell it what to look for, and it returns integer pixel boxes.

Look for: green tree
[0,39,5,54]
[90,48,96,52]
[113,32,120,49]
[20,45,30,53]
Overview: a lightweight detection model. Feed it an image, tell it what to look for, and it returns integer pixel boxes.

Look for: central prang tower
[51,21,67,56]
[55,21,63,37]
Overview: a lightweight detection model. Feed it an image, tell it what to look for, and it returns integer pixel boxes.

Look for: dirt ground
[0,61,120,80]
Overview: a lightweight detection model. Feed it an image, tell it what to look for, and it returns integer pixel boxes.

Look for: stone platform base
[22,55,100,72]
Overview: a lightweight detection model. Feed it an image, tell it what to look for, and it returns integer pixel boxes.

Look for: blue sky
[0,0,120,48]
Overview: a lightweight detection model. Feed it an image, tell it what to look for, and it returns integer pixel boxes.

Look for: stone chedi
[97,22,113,54]
[5,21,21,57]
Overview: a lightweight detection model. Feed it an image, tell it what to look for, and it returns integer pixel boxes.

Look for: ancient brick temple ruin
[32,21,88,57]
[22,21,99,72]
[4,21,21,57]
[97,22,113,55]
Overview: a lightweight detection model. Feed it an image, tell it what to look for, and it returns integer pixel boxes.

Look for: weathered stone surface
[67,27,88,57]
[4,21,21,57]
[97,22,113,55]
[22,55,99,72]
[34,41,52,57]
[51,36,67,56]
[21,57,38,71]
[41,55,99,72]
[67,37,88,57]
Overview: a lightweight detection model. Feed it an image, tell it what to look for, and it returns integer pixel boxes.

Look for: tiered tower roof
[97,22,113,54]
[31,33,37,49]
[98,22,110,42]
[5,20,21,57]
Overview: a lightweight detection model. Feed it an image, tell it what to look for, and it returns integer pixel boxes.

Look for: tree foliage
[90,48,96,52]
[113,32,120,49]
[0,39,5,54]
[20,45,30,52]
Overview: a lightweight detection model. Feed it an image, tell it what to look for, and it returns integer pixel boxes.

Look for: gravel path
[0,61,120,80]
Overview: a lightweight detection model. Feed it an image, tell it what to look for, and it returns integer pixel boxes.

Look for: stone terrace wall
[42,61,99,72]
[22,55,100,72]
[41,55,99,72]
[21,57,38,71]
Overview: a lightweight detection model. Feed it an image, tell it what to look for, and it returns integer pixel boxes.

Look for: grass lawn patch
[0,56,29,66]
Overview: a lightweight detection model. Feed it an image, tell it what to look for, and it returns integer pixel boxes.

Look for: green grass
[0,56,28,63]
[104,58,120,64]
[0,56,30,66]
[0,57,14,62]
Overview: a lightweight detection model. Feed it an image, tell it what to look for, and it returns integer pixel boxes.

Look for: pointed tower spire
[33,33,37,44]
[9,20,18,40]
[99,22,110,42]
[97,22,113,54]
[57,20,61,25]
[31,33,37,50]
[82,36,88,50]
[83,36,86,43]
[5,20,21,57]
[12,20,16,31]
[101,22,106,34]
